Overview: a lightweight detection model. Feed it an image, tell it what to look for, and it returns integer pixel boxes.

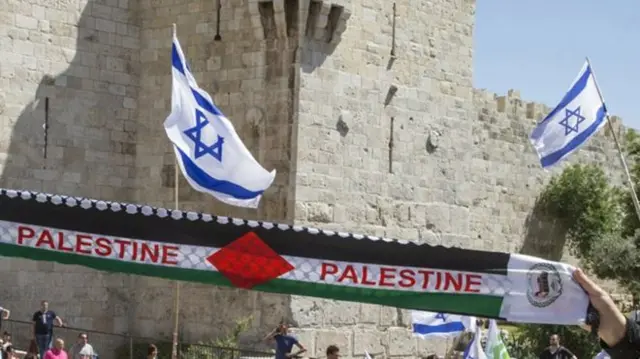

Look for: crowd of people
[0,300,98,359]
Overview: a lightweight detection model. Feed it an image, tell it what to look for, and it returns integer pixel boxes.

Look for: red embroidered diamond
[207,232,294,289]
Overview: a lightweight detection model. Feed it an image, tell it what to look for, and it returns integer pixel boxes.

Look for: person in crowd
[43,339,67,359]
[538,334,577,359]
[574,268,640,358]
[69,333,95,359]
[32,300,64,359]
[326,345,339,359]
[28,338,39,357]
[0,332,12,359]
[2,333,11,348]
[0,306,10,330]
[4,346,18,359]
[263,322,306,359]
[147,344,157,359]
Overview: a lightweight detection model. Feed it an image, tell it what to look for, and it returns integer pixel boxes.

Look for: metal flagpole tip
[172,23,177,36]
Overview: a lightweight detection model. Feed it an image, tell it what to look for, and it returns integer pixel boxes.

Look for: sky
[473,1,639,129]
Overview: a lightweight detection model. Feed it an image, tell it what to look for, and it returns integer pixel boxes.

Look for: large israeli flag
[164,29,276,208]
[529,61,607,168]
[411,311,475,337]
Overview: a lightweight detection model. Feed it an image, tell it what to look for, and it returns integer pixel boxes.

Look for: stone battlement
[473,88,626,141]
[246,0,351,42]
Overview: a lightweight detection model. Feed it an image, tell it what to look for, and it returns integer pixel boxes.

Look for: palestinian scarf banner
[0,189,590,325]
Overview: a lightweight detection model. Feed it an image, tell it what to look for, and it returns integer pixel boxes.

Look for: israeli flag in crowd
[164,28,276,208]
[463,325,487,359]
[411,311,475,337]
[529,60,607,168]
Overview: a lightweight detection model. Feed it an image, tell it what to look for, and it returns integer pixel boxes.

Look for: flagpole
[171,23,181,359]
[586,57,640,223]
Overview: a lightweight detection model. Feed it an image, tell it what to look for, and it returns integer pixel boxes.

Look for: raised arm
[263,327,278,342]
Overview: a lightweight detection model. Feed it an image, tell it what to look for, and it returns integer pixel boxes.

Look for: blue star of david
[183,109,224,162]
[559,107,586,136]
[435,313,447,321]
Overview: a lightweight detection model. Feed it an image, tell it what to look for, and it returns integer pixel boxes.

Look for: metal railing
[1,319,273,359]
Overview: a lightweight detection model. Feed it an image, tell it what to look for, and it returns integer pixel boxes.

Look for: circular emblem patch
[526,263,563,308]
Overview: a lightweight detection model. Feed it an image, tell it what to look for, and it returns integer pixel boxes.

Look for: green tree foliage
[182,316,254,359]
[504,325,601,359]
[535,163,621,258]
[114,316,254,359]
[533,131,640,291]
[620,129,640,238]
[506,129,640,358]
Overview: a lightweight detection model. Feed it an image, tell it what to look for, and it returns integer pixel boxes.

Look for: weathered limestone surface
[0,0,141,353]
[0,0,629,358]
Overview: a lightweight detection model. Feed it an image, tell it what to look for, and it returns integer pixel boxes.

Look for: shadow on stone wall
[520,196,568,261]
[299,1,350,73]
[2,0,138,200]
[0,0,142,343]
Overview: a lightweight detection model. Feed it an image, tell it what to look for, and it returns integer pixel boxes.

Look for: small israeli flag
[463,326,487,359]
[529,61,607,168]
[164,28,276,208]
[411,311,474,337]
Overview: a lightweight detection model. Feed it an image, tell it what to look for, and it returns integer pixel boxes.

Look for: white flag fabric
[485,320,510,359]
[164,30,276,208]
[411,311,475,337]
[594,350,610,359]
[463,325,487,359]
[529,60,607,168]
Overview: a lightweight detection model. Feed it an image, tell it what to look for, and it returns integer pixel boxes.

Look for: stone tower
[0,0,627,358]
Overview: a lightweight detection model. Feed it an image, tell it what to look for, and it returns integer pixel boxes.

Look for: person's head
[77,333,88,344]
[54,338,64,350]
[5,345,13,354]
[277,322,289,334]
[41,300,49,311]
[326,345,339,359]
[549,334,560,346]
[2,332,9,342]
[148,344,157,358]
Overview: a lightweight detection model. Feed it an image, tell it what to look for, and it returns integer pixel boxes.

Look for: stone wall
[291,0,476,356]
[0,0,632,358]
[0,0,141,350]
[0,0,296,353]
[129,0,301,345]
[290,0,627,354]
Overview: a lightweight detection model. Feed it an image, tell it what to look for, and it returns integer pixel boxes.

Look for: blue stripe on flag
[462,338,472,359]
[535,65,592,127]
[171,42,186,75]
[177,147,265,199]
[171,42,225,117]
[540,104,606,167]
[412,322,466,335]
